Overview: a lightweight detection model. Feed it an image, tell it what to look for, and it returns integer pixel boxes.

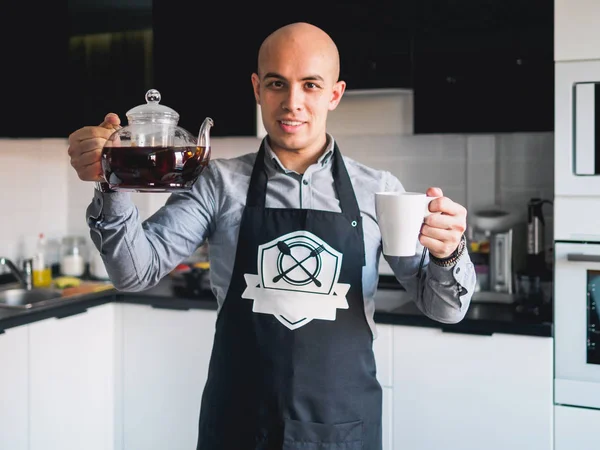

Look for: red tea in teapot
[101,146,209,192]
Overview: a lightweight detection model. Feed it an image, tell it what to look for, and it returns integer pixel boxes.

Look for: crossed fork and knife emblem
[273,241,325,287]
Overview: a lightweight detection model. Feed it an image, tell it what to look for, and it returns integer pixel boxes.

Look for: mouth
[278,119,305,132]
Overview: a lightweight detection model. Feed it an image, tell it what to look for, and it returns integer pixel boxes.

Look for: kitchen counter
[0,278,553,337]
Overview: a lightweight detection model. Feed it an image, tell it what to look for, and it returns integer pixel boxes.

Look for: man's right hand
[67,113,121,182]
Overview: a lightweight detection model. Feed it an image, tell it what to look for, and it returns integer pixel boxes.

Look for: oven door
[555,241,600,409]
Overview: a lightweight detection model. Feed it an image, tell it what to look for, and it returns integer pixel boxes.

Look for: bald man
[68,22,475,450]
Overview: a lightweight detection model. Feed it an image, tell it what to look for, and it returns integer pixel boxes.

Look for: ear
[251,73,261,105]
[328,80,346,111]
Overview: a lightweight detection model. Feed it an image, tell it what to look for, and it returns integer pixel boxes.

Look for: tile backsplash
[0,95,554,270]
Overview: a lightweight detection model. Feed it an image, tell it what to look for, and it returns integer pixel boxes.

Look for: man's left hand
[419,187,467,259]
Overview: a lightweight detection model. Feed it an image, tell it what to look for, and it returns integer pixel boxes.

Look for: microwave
[555,61,600,242]
[555,60,600,195]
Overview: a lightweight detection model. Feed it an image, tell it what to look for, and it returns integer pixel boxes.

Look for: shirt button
[302,179,309,185]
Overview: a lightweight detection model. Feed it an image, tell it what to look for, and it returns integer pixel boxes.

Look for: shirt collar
[263,134,336,174]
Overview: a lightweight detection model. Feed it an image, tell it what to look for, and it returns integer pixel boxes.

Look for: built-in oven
[555,241,600,410]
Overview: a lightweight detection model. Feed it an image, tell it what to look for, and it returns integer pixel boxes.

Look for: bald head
[257,22,341,82]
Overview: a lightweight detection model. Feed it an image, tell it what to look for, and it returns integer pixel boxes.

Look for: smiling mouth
[279,120,304,127]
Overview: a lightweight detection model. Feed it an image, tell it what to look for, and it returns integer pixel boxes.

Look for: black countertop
[0,279,553,338]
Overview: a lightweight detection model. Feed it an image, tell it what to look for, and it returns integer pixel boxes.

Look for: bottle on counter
[59,235,87,277]
[32,233,52,288]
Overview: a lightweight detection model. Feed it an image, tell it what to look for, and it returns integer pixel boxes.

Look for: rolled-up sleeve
[416,252,475,323]
[86,165,220,292]
[380,171,476,324]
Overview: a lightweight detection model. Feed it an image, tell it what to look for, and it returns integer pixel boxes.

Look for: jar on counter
[60,236,87,277]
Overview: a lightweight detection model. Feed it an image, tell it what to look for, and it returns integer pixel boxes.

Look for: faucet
[0,257,33,290]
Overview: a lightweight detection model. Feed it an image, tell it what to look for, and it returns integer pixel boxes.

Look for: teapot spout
[197,117,214,148]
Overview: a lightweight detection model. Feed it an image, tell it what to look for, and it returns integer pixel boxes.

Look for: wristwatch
[429,234,467,267]
[95,181,115,193]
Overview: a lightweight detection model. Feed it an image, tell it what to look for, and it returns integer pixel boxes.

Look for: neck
[270,136,329,174]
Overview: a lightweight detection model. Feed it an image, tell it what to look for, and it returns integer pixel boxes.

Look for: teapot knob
[145,89,161,104]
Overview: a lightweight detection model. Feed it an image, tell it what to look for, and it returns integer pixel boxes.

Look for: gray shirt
[87,135,476,338]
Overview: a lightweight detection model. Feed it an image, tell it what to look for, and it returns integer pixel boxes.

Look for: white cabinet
[373,323,393,388]
[391,325,553,450]
[373,323,394,450]
[555,0,600,62]
[0,325,29,450]
[121,303,217,450]
[28,303,117,450]
[381,386,393,450]
[555,405,600,449]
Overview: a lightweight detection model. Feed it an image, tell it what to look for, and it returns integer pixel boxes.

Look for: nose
[281,85,304,112]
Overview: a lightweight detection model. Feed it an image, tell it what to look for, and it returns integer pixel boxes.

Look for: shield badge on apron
[242,230,351,330]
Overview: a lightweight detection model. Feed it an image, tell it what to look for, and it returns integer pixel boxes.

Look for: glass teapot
[101,89,214,192]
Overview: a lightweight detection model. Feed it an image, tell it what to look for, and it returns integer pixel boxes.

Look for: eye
[305,82,321,89]
[266,80,285,89]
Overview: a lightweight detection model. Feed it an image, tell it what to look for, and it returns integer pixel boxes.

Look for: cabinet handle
[442,326,493,336]
[55,308,88,320]
[567,253,600,263]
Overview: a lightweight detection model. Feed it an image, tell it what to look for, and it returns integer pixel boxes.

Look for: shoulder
[341,154,405,193]
[198,152,257,186]
[209,152,258,174]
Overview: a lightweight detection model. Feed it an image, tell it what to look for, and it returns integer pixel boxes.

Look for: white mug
[375,192,438,257]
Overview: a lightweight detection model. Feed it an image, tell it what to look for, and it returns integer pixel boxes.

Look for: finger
[421,223,457,241]
[74,163,104,182]
[99,113,121,129]
[71,148,102,168]
[428,197,467,217]
[69,126,115,146]
[423,211,465,233]
[419,234,457,259]
[426,186,443,198]
[67,137,109,159]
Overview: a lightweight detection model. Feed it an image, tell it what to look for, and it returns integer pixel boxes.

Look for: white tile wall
[0,139,70,266]
[0,96,554,271]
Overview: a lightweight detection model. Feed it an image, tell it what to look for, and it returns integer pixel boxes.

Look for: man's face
[251,42,345,155]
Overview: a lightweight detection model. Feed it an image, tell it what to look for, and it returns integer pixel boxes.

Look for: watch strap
[429,234,466,267]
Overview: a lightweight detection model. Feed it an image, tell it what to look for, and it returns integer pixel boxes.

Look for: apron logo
[242,230,350,330]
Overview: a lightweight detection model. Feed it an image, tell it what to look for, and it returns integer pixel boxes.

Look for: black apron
[196,142,382,450]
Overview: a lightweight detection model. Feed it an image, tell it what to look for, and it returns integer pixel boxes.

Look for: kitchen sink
[0,287,64,309]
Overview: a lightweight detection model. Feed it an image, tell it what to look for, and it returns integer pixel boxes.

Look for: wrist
[429,234,466,267]
[95,181,116,193]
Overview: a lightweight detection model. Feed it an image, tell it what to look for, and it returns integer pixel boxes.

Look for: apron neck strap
[245,140,360,218]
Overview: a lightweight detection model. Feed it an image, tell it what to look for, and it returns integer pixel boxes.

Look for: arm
[86,165,219,292]
[382,174,476,324]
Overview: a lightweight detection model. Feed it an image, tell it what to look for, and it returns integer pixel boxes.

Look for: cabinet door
[121,304,217,450]
[373,323,393,388]
[0,325,29,450]
[153,0,261,137]
[555,405,600,449]
[555,0,600,62]
[413,30,553,134]
[392,326,553,450]
[382,386,393,450]
[413,0,553,134]
[29,303,117,450]
[0,3,70,138]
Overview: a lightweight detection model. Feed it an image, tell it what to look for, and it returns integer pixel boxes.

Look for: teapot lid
[126,89,179,124]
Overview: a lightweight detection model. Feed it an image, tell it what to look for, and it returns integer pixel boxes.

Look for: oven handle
[567,253,600,262]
